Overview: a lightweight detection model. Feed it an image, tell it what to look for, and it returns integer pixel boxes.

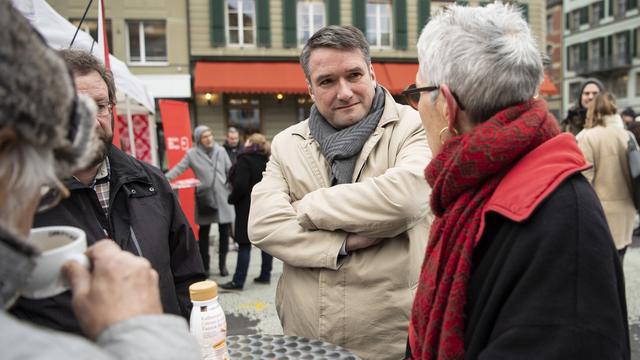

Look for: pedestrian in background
[562,77,605,135]
[166,125,235,276]
[221,133,272,290]
[408,4,628,359]
[622,107,637,128]
[577,92,635,263]
[223,126,244,164]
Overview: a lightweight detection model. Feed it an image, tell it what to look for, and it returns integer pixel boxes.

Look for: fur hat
[0,0,98,177]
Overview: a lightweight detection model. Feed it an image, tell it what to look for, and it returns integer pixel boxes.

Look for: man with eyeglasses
[247,25,433,359]
[10,50,206,335]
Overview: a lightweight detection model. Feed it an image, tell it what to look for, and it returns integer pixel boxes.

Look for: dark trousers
[232,244,274,286]
[198,223,231,273]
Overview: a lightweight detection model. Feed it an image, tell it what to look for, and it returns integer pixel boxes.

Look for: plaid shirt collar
[91,157,111,213]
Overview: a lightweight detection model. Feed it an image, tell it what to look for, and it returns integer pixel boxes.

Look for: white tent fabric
[13,0,156,113]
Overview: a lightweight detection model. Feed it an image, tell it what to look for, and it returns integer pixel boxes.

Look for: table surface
[226,334,361,360]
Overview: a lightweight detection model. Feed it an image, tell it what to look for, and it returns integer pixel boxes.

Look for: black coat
[465,174,629,359]
[10,147,206,334]
[228,152,268,245]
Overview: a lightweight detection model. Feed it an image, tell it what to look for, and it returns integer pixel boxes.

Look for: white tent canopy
[13,0,156,113]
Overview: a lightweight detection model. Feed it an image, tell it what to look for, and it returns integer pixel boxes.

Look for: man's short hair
[299,25,371,83]
[227,127,239,134]
[59,50,116,105]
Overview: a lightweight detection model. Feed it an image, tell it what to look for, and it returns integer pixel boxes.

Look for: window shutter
[609,0,614,16]
[352,0,366,34]
[328,0,340,25]
[633,29,638,57]
[394,0,407,49]
[565,13,570,30]
[626,30,632,58]
[418,0,431,35]
[630,0,638,10]
[256,0,271,47]
[283,0,297,48]
[209,0,225,47]
[566,47,572,70]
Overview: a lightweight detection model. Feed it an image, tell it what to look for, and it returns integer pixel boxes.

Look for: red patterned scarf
[409,99,560,359]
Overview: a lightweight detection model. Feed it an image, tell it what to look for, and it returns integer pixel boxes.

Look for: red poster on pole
[159,100,199,238]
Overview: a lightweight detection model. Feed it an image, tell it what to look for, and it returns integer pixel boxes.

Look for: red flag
[97,0,120,148]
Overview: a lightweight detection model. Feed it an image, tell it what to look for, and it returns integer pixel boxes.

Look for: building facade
[562,0,639,117]
[190,0,547,140]
[546,0,563,119]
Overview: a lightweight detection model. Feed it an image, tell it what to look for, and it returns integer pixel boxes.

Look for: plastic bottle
[189,280,229,360]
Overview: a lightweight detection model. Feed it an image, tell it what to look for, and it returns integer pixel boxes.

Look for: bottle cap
[189,280,218,301]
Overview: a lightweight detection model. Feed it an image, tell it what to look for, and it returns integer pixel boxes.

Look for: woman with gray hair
[0,0,200,358]
[405,4,628,359]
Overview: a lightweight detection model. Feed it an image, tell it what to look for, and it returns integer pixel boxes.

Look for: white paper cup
[20,226,89,299]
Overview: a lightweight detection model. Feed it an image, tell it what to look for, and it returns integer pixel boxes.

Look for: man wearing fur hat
[10,49,207,334]
[0,0,200,358]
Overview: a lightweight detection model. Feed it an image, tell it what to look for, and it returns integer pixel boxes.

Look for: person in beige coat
[577,91,635,262]
[248,26,432,359]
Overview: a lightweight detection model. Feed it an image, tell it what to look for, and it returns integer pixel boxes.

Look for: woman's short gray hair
[417,3,543,123]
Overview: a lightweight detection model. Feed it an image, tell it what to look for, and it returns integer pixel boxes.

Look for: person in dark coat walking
[221,133,273,290]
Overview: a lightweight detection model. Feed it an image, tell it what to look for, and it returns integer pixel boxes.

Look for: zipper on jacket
[129,226,143,256]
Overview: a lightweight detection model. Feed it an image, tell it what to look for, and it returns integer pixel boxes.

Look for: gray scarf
[309,86,385,185]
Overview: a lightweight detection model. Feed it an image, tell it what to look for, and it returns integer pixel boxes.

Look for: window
[70,18,113,51]
[366,0,392,48]
[591,2,603,24]
[127,20,167,64]
[571,10,581,30]
[568,44,581,70]
[546,14,553,34]
[612,74,628,98]
[297,95,313,122]
[297,1,325,46]
[636,73,640,96]
[226,96,261,134]
[226,0,255,46]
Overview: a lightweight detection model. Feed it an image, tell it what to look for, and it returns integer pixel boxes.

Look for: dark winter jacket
[228,151,268,245]
[223,141,244,164]
[464,140,629,359]
[10,147,206,334]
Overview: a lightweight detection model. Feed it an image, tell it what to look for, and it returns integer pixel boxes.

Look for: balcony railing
[573,54,631,75]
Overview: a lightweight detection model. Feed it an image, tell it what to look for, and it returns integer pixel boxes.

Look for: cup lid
[189,280,217,301]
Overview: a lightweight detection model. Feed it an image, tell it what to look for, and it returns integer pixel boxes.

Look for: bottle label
[191,302,228,360]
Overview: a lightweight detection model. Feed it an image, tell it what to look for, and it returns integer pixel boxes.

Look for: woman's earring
[439,126,459,145]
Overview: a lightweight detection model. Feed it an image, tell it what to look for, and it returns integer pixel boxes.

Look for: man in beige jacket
[248,25,432,359]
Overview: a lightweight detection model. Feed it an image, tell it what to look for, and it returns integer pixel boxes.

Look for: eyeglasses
[37,178,70,213]
[96,101,113,118]
[402,84,440,110]
[402,83,467,111]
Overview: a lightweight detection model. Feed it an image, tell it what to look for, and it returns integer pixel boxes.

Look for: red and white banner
[159,100,198,238]
[116,113,152,163]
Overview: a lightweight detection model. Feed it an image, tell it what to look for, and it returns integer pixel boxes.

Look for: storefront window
[226,96,261,134]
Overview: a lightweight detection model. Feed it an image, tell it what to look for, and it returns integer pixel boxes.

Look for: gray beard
[88,134,112,167]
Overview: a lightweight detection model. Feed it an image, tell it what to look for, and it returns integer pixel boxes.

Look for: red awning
[194,61,419,95]
[540,73,559,96]
[194,62,307,94]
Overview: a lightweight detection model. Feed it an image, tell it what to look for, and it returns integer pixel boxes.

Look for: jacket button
[131,189,137,194]
[149,187,155,192]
